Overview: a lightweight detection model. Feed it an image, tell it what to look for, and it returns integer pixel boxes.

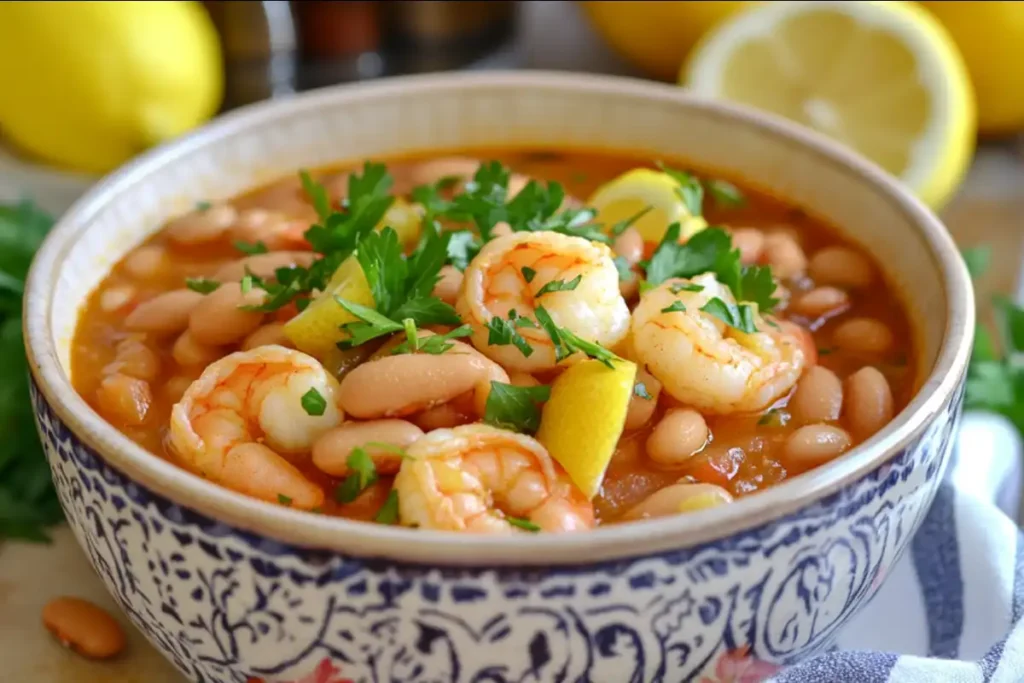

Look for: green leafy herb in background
[963,245,1024,435]
[0,200,63,542]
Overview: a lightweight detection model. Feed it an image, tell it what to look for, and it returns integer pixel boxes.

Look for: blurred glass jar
[204,1,518,110]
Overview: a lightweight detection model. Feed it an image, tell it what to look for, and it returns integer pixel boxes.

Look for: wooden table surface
[2,4,1022,680]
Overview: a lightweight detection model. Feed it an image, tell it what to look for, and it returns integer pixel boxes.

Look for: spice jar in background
[203,1,519,111]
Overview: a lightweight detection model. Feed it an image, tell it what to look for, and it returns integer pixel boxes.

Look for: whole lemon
[0,1,223,174]
[920,1,1024,135]
[580,1,747,81]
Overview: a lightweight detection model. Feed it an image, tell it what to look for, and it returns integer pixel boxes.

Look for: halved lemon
[536,358,636,499]
[588,168,708,244]
[283,255,373,363]
[683,0,975,210]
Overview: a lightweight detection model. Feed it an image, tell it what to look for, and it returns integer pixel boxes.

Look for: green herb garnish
[535,275,581,297]
[392,324,473,355]
[334,448,378,503]
[521,266,537,283]
[534,306,621,368]
[301,388,327,416]
[195,200,212,212]
[485,314,535,358]
[661,301,687,314]
[634,382,652,400]
[374,489,400,524]
[483,382,551,434]
[507,516,541,532]
[705,179,746,208]
[0,200,63,542]
[657,162,703,216]
[185,277,221,294]
[234,240,269,255]
[757,409,790,427]
[700,297,758,334]
[277,494,293,506]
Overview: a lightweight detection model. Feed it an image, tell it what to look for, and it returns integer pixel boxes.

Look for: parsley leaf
[234,240,269,255]
[300,170,332,222]
[612,256,633,282]
[737,265,780,312]
[522,266,537,283]
[277,493,293,506]
[963,245,992,280]
[334,448,378,503]
[534,306,621,368]
[301,388,327,416]
[392,324,473,355]
[374,489,400,524]
[446,230,481,271]
[705,179,746,208]
[670,282,703,294]
[483,382,551,434]
[645,224,734,286]
[700,297,758,334]
[657,162,703,216]
[507,516,541,532]
[0,200,63,542]
[535,275,581,297]
[195,200,212,212]
[661,301,687,313]
[336,297,405,347]
[486,315,534,358]
[610,205,654,236]
[634,382,652,400]
[185,277,221,294]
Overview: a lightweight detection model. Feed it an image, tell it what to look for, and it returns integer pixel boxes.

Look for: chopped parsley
[634,382,652,400]
[535,275,581,297]
[609,205,654,236]
[374,489,400,524]
[300,388,327,416]
[483,382,551,434]
[613,256,633,282]
[757,409,790,427]
[507,516,541,532]
[661,301,687,314]
[705,179,746,208]
[700,297,758,334]
[446,230,482,271]
[534,306,621,368]
[657,162,703,217]
[486,314,535,358]
[392,324,473,355]
[195,200,212,212]
[277,493,293,506]
[670,282,703,294]
[334,448,378,503]
[185,277,221,295]
[233,240,269,255]
[521,266,537,283]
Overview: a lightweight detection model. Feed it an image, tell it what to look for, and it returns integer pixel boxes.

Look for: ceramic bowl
[24,72,972,683]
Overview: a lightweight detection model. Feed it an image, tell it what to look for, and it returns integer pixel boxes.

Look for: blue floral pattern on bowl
[31,373,963,683]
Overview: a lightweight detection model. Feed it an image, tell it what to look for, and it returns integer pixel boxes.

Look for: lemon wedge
[536,358,637,499]
[588,168,708,244]
[683,0,975,210]
[283,255,373,362]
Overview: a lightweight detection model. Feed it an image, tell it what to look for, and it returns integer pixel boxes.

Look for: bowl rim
[24,70,973,566]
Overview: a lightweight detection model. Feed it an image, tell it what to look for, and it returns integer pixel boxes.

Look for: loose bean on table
[808,246,874,289]
[788,366,843,425]
[784,424,852,467]
[843,366,894,440]
[832,317,894,355]
[646,408,709,467]
[42,596,126,659]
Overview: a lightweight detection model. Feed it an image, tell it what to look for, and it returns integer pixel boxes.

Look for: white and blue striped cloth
[773,412,1024,682]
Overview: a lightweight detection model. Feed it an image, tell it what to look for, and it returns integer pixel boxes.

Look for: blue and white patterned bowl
[23,72,972,683]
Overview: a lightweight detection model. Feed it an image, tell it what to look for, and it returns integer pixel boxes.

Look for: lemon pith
[536,359,637,499]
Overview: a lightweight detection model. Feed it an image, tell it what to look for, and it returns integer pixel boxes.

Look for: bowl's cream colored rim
[24,71,973,567]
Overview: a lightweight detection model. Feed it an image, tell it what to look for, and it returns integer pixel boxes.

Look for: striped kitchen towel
[771,412,1024,682]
